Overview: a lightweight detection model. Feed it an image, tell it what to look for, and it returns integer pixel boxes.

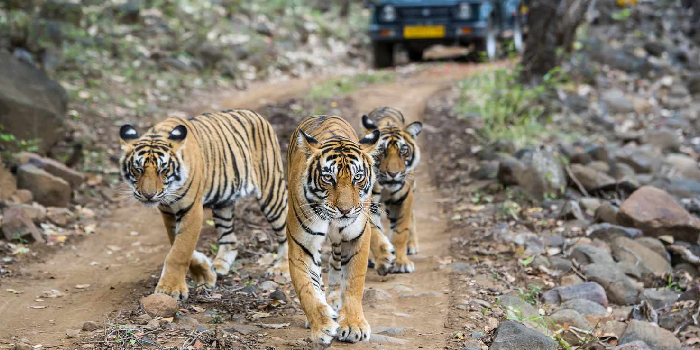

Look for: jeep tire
[373,41,394,68]
[407,48,423,62]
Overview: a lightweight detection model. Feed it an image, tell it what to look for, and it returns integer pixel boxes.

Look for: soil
[0,63,499,349]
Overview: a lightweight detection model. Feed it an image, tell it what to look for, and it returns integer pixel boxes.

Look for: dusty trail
[0,63,493,349]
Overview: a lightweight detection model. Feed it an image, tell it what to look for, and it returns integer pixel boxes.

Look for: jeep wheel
[477,17,498,61]
[373,42,394,68]
[407,48,423,62]
[513,16,524,53]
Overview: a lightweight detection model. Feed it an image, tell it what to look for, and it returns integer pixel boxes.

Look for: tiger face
[362,115,422,188]
[297,130,380,227]
[119,124,189,207]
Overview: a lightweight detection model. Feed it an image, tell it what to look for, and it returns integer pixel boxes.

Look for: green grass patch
[307,71,395,100]
[454,66,566,147]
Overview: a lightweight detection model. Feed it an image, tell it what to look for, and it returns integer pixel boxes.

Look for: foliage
[517,284,542,306]
[454,65,567,147]
[0,128,40,160]
[307,71,395,100]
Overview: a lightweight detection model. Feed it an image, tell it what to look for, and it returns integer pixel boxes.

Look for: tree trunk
[521,0,559,83]
[340,0,351,18]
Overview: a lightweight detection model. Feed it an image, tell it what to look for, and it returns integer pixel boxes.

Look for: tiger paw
[336,316,370,343]
[309,312,340,346]
[190,252,216,288]
[407,241,419,255]
[375,246,395,276]
[392,256,415,274]
[211,258,231,276]
[266,259,290,278]
[155,278,189,300]
[326,290,341,312]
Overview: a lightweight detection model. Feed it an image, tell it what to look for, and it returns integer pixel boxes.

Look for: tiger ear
[359,129,381,154]
[362,115,378,133]
[297,129,319,157]
[168,125,188,150]
[405,121,423,137]
[119,124,139,149]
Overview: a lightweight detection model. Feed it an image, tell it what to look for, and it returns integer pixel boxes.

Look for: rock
[140,294,178,318]
[570,244,614,265]
[644,41,666,56]
[612,341,652,350]
[82,321,100,331]
[17,153,85,189]
[11,190,33,204]
[652,178,700,199]
[602,89,636,113]
[644,129,680,153]
[570,164,616,191]
[579,197,602,216]
[258,280,278,291]
[640,289,679,309]
[363,288,392,305]
[549,256,572,272]
[499,295,540,329]
[589,160,611,174]
[613,162,637,180]
[560,274,584,286]
[664,153,700,182]
[16,164,71,208]
[0,51,67,154]
[0,164,17,200]
[556,298,609,317]
[369,334,407,345]
[618,186,700,243]
[674,263,699,277]
[635,237,670,262]
[558,200,586,221]
[1,206,44,243]
[550,309,592,330]
[269,289,287,301]
[65,329,80,338]
[449,262,476,275]
[144,319,160,331]
[518,146,567,199]
[373,326,410,336]
[6,203,46,223]
[46,207,75,227]
[611,237,672,276]
[584,263,641,305]
[689,74,700,96]
[471,162,499,180]
[134,314,151,325]
[595,202,620,224]
[490,321,557,350]
[497,154,526,186]
[542,282,608,308]
[615,149,658,174]
[619,320,680,350]
[587,223,643,241]
[14,343,32,350]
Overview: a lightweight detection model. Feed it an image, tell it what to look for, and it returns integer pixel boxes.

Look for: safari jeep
[368,0,527,67]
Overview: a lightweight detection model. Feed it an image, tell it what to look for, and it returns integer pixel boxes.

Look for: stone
[144,319,160,331]
[517,146,567,199]
[16,164,71,208]
[589,161,611,174]
[373,326,410,336]
[369,334,407,345]
[134,314,151,325]
[570,164,616,191]
[611,237,672,276]
[579,197,602,216]
[363,288,392,305]
[640,289,679,309]
[449,262,476,275]
[560,274,584,286]
[82,321,100,331]
[584,263,641,305]
[658,308,691,331]
[570,244,614,265]
[550,309,592,330]
[258,281,278,291]
[674,263,699,277]
[664,153,700,181]
[587,223,642,241]
[619,320,680,350]
[14,343,32,350]
[17,152,85,189]
[1,206,44,243]
[556,298,609,317]
[6,203,46,223]
[542,282,608,308]
[140,294,178,318]
[497,154,526,186]
[0,164,17,200]
[269,289,287,301]
[602,89,636,113]
[11,190,33,204]
[0,51,67,153]
[490,321,557,350]
[499,295,540,329]
[45,207,75,227]
[613,162,637,180]
[644,129,680,153]
[618,186,700,243]
[595,202,619,224]
[615,149,658,174]
[635,237,670,262]
[612,341,652,350]
[65,329,80,338]
[549,257,572,272]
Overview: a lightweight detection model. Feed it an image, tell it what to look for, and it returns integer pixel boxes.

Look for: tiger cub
[119,109,288,300]
[286,115,381,345]
[362,107,422,273]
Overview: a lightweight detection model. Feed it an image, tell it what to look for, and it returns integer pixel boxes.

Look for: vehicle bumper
[369,21,488,42]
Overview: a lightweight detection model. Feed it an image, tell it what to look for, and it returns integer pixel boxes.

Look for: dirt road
[0,63,491,349]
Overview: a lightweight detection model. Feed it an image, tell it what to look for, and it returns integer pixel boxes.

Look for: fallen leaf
[75,284,91,289]
[250,312,272,319]
[29,305,47,309]
[257,322,290,329]
[6,289,22,294]
[40,290,64,298]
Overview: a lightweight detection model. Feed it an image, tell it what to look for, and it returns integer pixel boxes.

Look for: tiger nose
[338,207,352,215]
[387,171,399,178]
[142,191,155,199]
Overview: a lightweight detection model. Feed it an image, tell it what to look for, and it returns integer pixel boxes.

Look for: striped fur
[119,109,288,300]
[362,107,422,273]
[286,115,380,345]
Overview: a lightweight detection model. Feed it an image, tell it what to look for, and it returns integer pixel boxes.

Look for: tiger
[118,109,289,300]
[362,107,422,273]
[286,115,385,345]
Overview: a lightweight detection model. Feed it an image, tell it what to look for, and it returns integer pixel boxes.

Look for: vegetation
[307,71,395,100]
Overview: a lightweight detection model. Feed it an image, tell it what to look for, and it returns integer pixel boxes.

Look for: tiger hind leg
[258,193,290,277]
[406,215,419,255]
[211,206,239,276]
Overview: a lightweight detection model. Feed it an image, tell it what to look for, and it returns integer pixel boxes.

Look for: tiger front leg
[369,223,395,276]
[326,240,342,312]
[287,230,338,346]
[388,190,415,274]
[161,211,216,289]
[406,214,419,255]
[156,204,205,300]
[337,223,372,343]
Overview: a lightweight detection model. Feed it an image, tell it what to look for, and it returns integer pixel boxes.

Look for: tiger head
[362,115,422,187]
[118,124,189,207]
[297,129,380,226]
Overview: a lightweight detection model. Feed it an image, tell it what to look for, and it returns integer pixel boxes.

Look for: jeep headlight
[456,2,472,19]
[380,4,397,22]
